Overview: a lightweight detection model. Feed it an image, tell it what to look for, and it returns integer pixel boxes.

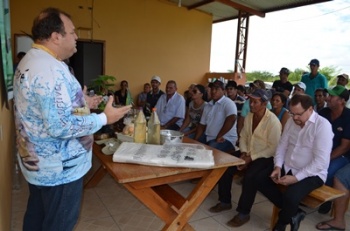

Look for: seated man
[314,88,327,113]
[292,82,306,96]
[336,73,349,87]
[316,163,350,231]
[237,80,271,136]
[155,80,185,130]
[209,89,282,229]
[144,75,164,117]
[256,94,333,231]
[318,85,350,214]
[225,80,245,117]
[194,80,237,152]
[272,67,293,98]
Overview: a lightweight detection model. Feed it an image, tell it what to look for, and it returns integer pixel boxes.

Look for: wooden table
[85,137,244,231]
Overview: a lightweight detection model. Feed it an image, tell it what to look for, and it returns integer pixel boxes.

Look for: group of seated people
[114,61,350,230]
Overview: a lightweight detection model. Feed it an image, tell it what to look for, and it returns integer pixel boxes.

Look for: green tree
[318,65,341,82]
[288,68,306,83]
[234,65,342,86]
[246,71,274,82]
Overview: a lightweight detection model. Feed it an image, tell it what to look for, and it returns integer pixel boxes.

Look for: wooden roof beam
[187,0,215,10]
[216,0,265,18]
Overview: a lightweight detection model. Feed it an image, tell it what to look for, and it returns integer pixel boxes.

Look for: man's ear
[51,31,62,44]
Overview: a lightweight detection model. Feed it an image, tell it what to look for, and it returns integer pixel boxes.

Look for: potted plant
[88,75,118,139]
[88,75,116,110]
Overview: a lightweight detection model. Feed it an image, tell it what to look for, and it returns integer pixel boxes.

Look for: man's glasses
[192,89,198,94]
[288,108,308,117]
[226,87,234,91]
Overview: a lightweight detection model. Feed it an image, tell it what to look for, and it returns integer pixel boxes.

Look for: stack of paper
[113,142,214,168]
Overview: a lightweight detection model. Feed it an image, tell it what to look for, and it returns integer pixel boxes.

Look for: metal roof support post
[234,11,249,74]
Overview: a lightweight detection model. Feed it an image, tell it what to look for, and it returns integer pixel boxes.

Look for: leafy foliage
[242,66,342,85]
[88,75,116,95]
[246,71,275,82]
[88,75,116,110]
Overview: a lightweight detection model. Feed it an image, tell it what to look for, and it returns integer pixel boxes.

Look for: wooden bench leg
[270,205,279,230]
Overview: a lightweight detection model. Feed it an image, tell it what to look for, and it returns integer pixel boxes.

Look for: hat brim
[247,94,263,101]
[337,75,349,80]
[249,83,259,88]
[325,89,339,97]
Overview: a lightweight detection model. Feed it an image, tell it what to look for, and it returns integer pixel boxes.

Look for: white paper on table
[112,142,214,168]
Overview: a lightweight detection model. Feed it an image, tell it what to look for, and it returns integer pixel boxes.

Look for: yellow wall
[10,0,212,95]
[0,92,15,230]
[1,0,212,229]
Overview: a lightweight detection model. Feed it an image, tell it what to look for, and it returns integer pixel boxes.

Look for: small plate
[115,132,134,142]
[101,139,121,155]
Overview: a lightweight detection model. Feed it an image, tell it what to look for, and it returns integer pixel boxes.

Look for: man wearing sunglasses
[301,59,328,103]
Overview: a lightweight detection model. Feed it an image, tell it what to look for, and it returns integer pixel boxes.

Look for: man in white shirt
[194,80,237,152]
[256,94,333,231]
[155,80,185,130]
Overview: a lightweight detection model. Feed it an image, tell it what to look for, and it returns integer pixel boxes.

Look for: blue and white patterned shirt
[13,47,104,186]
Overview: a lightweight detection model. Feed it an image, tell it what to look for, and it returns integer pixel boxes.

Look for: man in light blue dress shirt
[155,80,185,130]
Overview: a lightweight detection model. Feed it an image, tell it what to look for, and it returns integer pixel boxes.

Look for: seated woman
[179,84,207,139]
[114,80,129,105]
[137,83,151,107]
[270,92,289,131]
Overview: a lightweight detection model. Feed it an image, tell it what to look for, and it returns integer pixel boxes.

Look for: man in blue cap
[301,59,328,103]
[209,89,281,229]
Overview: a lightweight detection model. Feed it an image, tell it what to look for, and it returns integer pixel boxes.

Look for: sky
[210,0,350,75]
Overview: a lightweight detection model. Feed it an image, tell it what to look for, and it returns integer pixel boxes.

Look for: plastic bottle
[125,88,133,106]
[147,108,161,144]
[133,107,146,143]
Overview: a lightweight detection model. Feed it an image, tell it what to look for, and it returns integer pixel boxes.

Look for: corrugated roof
[167,0,332,23]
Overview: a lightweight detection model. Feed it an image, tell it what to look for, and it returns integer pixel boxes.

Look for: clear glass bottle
[147,108,161,144]
[133,107,146,143]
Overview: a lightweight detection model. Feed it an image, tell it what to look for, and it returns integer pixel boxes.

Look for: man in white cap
[301,59,328,103]
[144,75,164,117]
[336,73,349,87]
[292,82,306,96]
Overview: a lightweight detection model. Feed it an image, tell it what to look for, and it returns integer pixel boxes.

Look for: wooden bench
[270,184,345,230]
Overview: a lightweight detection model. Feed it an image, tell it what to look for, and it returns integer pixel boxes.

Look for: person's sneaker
[209,203,232,213]
[318,201,332,214]
[227,213,250,227]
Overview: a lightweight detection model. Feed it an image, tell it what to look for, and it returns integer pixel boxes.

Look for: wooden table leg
[165,168,226,231]
[84,165,107,188]
[124,167,227,231]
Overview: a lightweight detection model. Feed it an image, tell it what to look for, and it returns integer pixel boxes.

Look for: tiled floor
[11,157,350,231]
